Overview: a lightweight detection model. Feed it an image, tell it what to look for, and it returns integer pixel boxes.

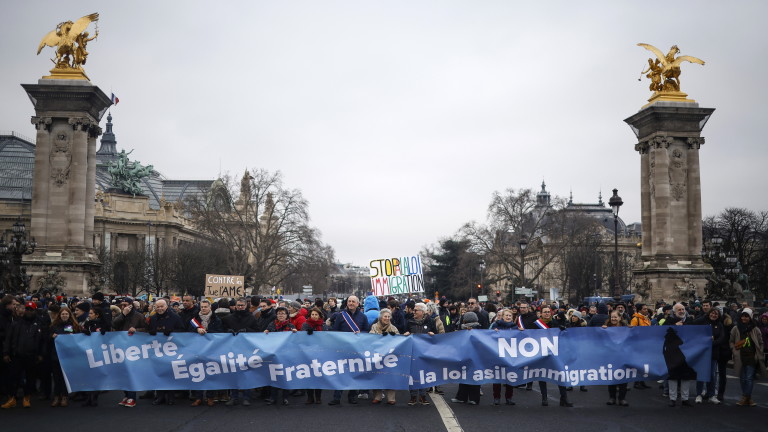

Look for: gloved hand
[231,329,238,336]
[559,325,567,331]
[100,328,107,335]
[163,330,171,337]
[381,332,389,336]
[388,332,397,336]
[83,328,92,336]
[148,329,157,336]
[306,327,314,335]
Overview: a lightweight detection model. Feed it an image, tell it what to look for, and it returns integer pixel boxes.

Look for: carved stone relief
[669,145,687,201]
[50,127,72,187]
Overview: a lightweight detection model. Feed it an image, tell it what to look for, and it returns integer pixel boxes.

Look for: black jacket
[113,309,148,332]
[179,305,200,331]
[406,316,438,334]
[4,315,47,358]
[148,310,185,335]
[223,310,259,333]
[255,308,276,332]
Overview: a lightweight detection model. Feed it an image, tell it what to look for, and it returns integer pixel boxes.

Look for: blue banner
[56,326,711,392]
[409,326,711,388]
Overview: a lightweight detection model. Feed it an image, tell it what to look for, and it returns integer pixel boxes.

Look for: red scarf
[306,317,325,331]
[274,319,291,332]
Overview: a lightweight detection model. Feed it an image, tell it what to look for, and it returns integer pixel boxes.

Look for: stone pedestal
[21,79,111,295]
[624,101,715,301]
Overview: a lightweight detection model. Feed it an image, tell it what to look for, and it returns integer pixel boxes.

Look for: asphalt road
[2,375,765,432]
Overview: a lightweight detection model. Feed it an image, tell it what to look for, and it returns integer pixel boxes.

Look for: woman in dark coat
[81,306,106,407]
[49,306,80,407]
[302,307,329,404]
[602,312,629,406]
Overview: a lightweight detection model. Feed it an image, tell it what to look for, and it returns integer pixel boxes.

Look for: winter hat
[24,301,38,310]
[597,303,609,315]
[741,308,753,319]
[289,301,301,311]
[572,310,583,319]
[92,292,105,302]
[75,302,91,314]
[462,311,479,324]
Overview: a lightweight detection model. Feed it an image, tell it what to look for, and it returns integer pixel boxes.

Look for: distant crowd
[1,290,766,410]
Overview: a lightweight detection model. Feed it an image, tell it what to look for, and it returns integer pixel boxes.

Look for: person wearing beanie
[588,303,610,327]
[730,308,766,406]
[91,292,112,331]
[288,300,307,331]
[450,310,482,406]
[74,301,91,324]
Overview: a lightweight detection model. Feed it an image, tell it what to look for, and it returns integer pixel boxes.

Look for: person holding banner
[451,311,482,405]
[490,308,517,405]
[521,306,573,407]
[224,298,260,406]
[302,307,329,405]
[49,306,80,408]
[190,300,226,407]
[113,297,146,408]
[148,299,185,406]
[328,296,369,406]
[404,302,443,406]
[264,306,296,405]
[602,311,630,406]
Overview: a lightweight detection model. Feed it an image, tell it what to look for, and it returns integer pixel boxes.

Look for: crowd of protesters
[1,289,766,410]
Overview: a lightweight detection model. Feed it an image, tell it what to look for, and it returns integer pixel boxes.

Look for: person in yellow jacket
[630,304,651,327]
[630,304,652,390]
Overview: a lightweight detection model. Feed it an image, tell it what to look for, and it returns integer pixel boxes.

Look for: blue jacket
[331,308,370,333]
[363,295,380,326]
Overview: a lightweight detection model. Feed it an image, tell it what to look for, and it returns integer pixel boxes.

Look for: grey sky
[2,1,767,266]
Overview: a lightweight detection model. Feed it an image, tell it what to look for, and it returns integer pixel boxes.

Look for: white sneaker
[695,395,703,404]
[708,396,721,404]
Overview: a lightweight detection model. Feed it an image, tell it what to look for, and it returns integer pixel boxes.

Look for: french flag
[111,93,120,105]
[190,318,202,329]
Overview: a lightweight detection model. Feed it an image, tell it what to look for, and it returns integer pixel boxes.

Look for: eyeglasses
[468,302,476,305]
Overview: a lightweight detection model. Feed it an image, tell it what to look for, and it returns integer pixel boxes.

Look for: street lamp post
[518,235,528,292]
[0,218,37,293]
[478,260,486,296]
[609,189,623,297]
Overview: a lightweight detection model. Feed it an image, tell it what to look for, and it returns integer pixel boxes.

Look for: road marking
[429,393,464,432]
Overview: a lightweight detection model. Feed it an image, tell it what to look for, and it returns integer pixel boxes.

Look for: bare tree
[186,169,331,294]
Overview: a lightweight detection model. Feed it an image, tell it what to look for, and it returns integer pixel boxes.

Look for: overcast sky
[2,1,767,266]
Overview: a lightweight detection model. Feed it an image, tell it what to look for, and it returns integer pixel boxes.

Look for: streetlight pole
[609,189,623,297]
[518,235,528,293]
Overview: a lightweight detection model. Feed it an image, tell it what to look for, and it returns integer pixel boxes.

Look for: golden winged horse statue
[637,43,704,106]
[37,13,99,79]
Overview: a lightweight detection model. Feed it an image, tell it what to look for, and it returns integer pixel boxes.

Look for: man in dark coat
[255,299,276,332]
[179,295,199,331]
[2,301,47,408]
[223,298,259,334]
[328,296,369,406]
[147,299,185,406]
[91,292,112,331]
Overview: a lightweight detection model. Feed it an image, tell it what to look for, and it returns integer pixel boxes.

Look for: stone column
[624,102,715,301]
[22,80,111,296]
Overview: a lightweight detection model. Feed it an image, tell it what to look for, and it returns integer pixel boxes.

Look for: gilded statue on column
[637,43,704,106]
[37,13,99,80]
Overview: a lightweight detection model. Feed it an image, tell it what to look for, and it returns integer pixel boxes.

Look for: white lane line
[727,375,768,387]
[430,393,464,432]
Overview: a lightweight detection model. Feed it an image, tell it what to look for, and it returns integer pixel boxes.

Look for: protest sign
[204,274,245,297]
[369,255,424,296]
